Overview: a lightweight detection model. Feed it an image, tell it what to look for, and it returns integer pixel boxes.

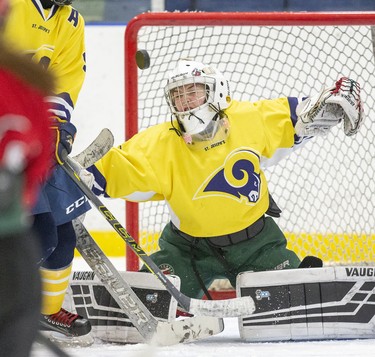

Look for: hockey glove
[295,77,364,137]
[68,157,95,190]
[328,77,364,136]
[51,121,76,164]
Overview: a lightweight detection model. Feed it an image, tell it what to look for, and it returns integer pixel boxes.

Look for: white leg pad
[237,266,375,341]
[64,271,180,343]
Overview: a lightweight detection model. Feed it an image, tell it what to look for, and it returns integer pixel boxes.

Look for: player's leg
[223,217,301,288]
[32,169,90,336]
[141,222,228,299]
[34,168,92,340]
[247,217,301,271]
[39,220,91,338]
[30,185,55,265]
[32,212,58,265]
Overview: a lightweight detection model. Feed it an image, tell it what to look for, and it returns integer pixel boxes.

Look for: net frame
[124,11,375,271]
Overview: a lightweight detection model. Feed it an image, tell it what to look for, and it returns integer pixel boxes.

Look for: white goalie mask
[164,60,232,149]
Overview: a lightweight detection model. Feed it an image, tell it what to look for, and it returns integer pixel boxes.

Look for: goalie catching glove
[295,77,364,137]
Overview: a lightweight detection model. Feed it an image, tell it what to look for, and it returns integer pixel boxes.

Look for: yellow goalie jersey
[93,97,310,237]
[4,0,86,122]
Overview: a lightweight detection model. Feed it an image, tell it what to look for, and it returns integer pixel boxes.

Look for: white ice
[31,318,375,357]
[30,257,375,357]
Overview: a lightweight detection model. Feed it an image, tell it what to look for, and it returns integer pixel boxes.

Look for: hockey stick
[72,128,114,168]
[73,219,224,345]
[61,157,255,318]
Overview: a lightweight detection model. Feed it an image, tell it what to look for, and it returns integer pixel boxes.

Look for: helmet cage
[169,80,211,114]
[165,76,218,135]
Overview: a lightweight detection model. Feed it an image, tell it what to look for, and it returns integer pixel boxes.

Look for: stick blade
[73,128,114,168]
[152,317,224,346]
[189,296,255,318]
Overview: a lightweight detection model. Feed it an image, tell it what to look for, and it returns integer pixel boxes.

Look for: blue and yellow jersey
[3,0,86,122]
[91,98,311,237]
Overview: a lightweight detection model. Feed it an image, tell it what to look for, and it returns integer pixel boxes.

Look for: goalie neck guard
[164,59,232,150]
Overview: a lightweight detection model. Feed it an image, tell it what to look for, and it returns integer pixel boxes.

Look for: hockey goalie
[67,61,367,343]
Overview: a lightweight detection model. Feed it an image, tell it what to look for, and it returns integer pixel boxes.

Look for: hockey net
[124,12,375,282]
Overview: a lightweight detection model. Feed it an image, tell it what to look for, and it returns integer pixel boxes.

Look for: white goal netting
[125,13,375,268]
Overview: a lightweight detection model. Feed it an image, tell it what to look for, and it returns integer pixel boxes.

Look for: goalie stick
[72,128,114,168]
[73,219,224,345]
[61,156,255,318]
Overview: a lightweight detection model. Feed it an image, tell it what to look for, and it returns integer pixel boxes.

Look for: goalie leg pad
[237,266,375,341]
[64,271,180,344]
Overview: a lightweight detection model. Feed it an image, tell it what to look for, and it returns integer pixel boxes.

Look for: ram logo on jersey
[194,148,261,204]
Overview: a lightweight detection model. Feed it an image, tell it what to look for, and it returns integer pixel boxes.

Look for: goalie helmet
[164,59,232,149]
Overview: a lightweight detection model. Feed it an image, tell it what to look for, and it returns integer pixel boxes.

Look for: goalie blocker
[237,266,375,341]
[64,271,180,344]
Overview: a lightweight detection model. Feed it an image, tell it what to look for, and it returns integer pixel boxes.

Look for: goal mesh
[124,12,375,271]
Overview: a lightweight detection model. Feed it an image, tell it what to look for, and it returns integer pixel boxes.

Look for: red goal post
[124,11,375,272]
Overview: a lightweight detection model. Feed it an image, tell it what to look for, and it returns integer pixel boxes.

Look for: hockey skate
[39,308,93,347]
